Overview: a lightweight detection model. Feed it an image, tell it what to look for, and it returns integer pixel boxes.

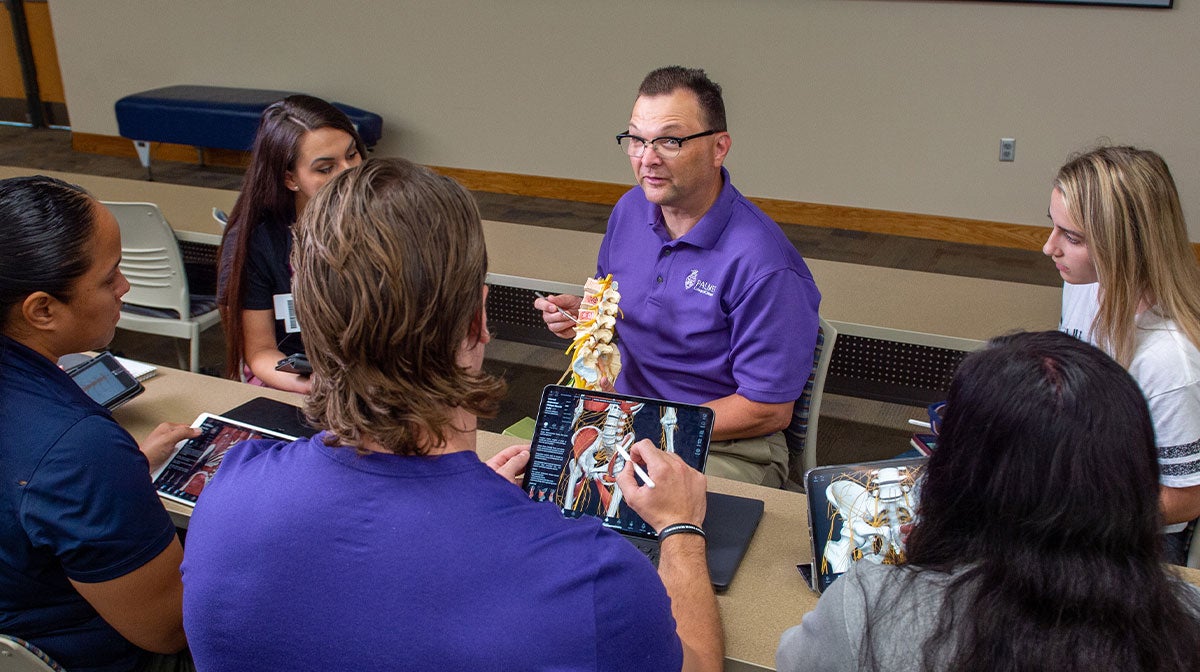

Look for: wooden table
[0,166,237,244]
[114,365,816,671]
[114,364,1200,671]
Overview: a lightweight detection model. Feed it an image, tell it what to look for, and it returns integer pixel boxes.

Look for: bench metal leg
[132,140,153,180]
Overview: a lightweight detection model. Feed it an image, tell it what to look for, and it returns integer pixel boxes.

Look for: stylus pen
[533,292,579,324]
[613,443,656,489]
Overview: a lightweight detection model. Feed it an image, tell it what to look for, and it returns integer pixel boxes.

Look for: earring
[289,185,299,191]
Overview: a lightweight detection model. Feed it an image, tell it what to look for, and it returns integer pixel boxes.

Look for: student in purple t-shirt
[183,158,724,672]
[537,66,821,487]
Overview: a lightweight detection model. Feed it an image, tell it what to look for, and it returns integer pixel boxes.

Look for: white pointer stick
[613,442,655,489]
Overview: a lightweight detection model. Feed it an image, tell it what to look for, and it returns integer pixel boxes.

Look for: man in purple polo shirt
[537,66,820,487]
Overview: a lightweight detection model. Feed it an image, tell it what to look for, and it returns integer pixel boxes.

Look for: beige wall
[47,0,1200,239]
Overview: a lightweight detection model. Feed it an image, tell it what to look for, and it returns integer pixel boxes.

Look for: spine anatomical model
[562,275,622,391]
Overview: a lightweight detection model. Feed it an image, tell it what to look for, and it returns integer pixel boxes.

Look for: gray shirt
[776,561,954,672]
[777,560,1200,672]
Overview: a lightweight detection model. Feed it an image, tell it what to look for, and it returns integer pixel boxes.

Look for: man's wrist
[657,522,706,542]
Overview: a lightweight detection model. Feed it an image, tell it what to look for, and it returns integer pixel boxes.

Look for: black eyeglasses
[615,130,719,158]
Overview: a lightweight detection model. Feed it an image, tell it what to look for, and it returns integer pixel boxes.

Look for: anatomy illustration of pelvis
[562,398,643,519]
[822,466,920,575]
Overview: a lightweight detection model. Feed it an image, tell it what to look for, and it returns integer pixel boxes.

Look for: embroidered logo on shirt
[684,269,716,296]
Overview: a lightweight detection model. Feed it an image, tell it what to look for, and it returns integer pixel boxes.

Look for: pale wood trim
[70,133,1200,259]
[428,165,629,206]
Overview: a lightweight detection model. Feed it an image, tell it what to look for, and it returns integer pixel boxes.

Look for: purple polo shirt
[598,167,820,407]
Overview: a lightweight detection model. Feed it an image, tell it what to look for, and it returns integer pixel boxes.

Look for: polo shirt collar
[1,334,110,413]
[0,333,59,375]
[646,167,734,251]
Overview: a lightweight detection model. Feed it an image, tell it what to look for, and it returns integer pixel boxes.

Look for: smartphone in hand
[275,353,312,376]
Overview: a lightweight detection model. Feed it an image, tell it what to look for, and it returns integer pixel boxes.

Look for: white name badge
[273,293,301,333]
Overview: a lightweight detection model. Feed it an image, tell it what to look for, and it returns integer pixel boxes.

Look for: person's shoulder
[523,509,657,576]
[214,433,319,478]
[1131,313,1200,391]
[245,216,291,253]
[719,183,807,264]
[837,559,908,601]
[9,387,116,466]
[837,561,962,620]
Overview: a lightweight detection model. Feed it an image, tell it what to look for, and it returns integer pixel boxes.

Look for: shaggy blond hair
[291,157,505,454]
[1054,146,1200,367]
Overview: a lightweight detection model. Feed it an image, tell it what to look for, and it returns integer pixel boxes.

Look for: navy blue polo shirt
[0,336,177,672]
[597,167,820,406]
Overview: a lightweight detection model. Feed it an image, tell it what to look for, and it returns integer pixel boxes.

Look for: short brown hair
[638,66,727,132]
[292,157,505,454]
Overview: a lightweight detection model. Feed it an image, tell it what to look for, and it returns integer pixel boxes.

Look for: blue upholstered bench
[115,85,383,179]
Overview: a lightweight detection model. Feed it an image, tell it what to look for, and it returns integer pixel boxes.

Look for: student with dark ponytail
[0,176,197,671]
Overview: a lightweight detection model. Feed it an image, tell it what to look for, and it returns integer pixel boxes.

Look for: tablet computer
[66,351,144,410]
[803,456,928,593]
[521,385,714,538]
[152,413,297,507]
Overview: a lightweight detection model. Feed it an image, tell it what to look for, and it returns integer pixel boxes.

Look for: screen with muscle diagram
[523,385,713,539]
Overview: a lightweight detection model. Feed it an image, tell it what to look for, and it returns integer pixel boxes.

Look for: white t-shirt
[1061,285,1200,533]
[1059,282,1100,345]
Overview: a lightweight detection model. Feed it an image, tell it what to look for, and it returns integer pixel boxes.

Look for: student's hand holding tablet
[487,444,531,487]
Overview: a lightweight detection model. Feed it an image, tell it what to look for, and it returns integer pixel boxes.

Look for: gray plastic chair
[102,201,221,372]
[0,635,64,671]
[785,317,837,487]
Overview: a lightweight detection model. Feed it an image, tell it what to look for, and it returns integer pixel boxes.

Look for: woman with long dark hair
[1046,146,1200,562]
[0,176,198,670]
[776,330,1200,671]
[217,94,366,392]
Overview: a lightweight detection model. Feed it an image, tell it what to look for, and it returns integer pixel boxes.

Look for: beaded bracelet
[657,522,706,541]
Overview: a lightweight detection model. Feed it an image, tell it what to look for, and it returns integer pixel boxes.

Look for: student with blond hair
[1044,146,1200,562]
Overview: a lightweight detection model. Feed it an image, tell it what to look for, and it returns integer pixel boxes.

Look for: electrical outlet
[999,138,1016,162]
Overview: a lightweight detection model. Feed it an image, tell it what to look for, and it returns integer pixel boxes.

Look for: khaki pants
[703,431,787,488]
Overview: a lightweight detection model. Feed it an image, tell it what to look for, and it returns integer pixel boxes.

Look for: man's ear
[713,132,731,167]
[20,292,59,332]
